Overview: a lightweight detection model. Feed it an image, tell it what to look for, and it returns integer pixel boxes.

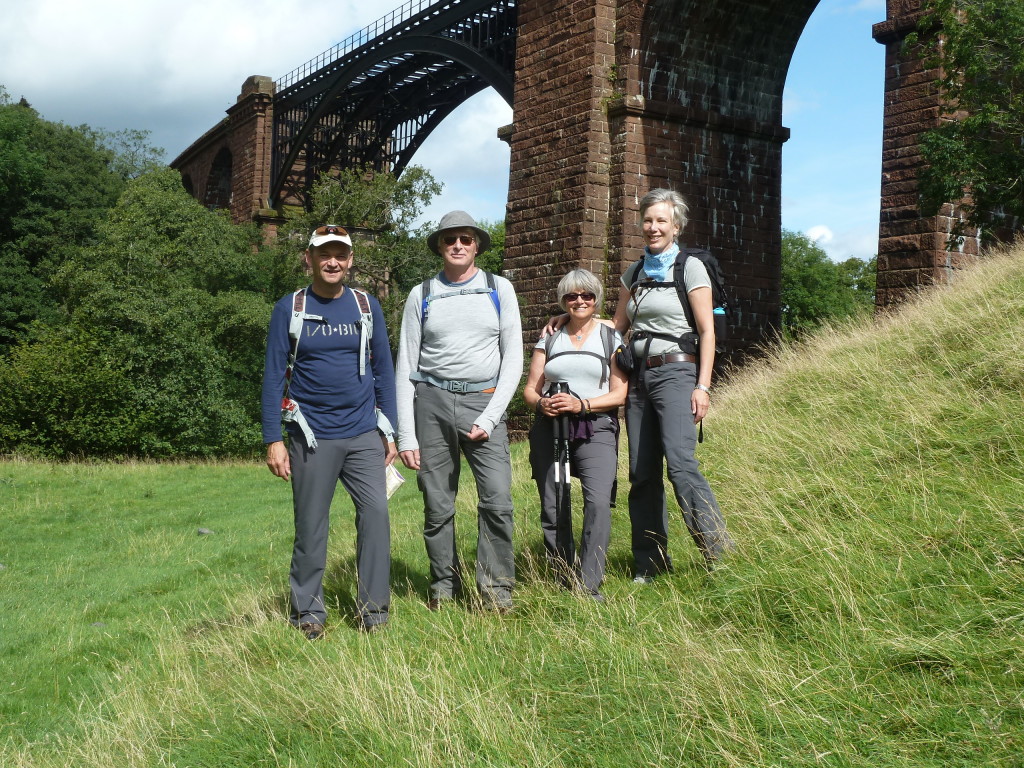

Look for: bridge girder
[270,0,516,210]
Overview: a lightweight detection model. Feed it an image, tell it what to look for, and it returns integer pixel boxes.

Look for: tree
[274,166,444,351]
[780,230,875,338]
[0,91,128,348]
[1,169,272,458]
[911,0,1024,243]
[475,218,505,274]
[94,127,167,180]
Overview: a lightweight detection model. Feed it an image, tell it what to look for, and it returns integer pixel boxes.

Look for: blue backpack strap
[419,276,434,325]
[420,271,501,325]
[484,270,501,316]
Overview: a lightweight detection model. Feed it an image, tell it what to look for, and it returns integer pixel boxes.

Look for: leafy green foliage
[0,92,127,347]
[1,169,272,458]
[476,218,505,274]
[273,166,446,352]
[94,127,167,180]
[780,229,876,338]
[912,0,1024,243]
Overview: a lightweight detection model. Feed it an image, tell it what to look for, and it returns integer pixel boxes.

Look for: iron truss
[269,0,517,210]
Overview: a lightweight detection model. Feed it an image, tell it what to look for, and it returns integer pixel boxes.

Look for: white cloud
[806,225,835,245]
[819,226,879,262]
[0,0,380,156]
[410,90,513,229]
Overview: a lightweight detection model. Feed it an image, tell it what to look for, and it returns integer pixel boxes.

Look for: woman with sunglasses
[524,268,628,601]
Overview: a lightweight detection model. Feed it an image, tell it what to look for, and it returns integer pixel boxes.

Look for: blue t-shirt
[261,286,397,443]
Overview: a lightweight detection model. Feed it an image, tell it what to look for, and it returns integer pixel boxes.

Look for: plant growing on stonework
[909,0,1024,245]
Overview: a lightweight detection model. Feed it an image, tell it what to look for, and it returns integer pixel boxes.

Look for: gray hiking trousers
[288,430,390,628]
[529,413,618,594]
[626,360,733,574]
[413,382,515,605]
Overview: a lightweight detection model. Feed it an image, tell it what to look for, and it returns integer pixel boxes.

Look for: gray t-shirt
[533,325,623,401]
[621,257,712,357]
[395,269,523,451]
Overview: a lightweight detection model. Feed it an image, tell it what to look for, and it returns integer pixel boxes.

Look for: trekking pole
[551,382,573,572]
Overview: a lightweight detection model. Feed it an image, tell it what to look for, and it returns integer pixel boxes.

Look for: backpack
[287,285,374,377]
[420,270,501,325]
[625,245,730,354]
[543,323,619,388]
[281,285,387,450]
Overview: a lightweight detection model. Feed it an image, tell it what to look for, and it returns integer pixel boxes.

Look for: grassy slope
[1,246,1022,767]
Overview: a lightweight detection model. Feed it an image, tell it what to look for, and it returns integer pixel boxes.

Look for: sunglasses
[563,292,596,303]
[314,225,349,236]
[442,234,476,246]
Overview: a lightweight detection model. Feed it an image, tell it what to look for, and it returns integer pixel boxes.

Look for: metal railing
[275,0,452,91]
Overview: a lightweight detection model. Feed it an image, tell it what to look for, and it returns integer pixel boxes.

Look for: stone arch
[603,0,821,349]
[203,147,233,210]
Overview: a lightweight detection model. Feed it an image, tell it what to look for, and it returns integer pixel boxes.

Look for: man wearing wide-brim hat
[395,210,523,613]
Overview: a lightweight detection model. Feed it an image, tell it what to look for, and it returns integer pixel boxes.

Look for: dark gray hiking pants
[288,430,390,627]
[414,382,515,605]
[626,360,733,574]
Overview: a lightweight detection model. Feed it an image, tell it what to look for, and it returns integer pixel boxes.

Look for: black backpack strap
[599,324,616,387]
[544,326,615,388]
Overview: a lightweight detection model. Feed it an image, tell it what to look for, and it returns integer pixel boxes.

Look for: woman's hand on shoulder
[541,313,569,338]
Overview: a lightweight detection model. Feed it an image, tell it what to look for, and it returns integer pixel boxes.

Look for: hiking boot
[481,595,514,614]
[427,596,455,612]
[298,622,325,640]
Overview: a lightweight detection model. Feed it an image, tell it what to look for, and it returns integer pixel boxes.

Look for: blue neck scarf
[642,242,679,282]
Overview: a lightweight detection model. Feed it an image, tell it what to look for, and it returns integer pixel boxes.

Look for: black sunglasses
[563,292,596,302]
[442,234,476,246]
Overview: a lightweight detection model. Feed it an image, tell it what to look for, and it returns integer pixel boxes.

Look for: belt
[411,371,499,393]
[645,352,696,368]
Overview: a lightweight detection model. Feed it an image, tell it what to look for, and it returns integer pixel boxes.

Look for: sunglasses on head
[442,234,475,246]
[314,225,349,236]
[563,292,596,302]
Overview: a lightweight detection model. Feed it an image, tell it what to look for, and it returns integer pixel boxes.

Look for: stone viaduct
[172,0,961,354]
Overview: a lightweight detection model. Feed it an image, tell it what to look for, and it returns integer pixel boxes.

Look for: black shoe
[359,621,385,634]
[298,622,325,640]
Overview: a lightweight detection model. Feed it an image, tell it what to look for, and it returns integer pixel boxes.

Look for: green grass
[3,245,1024,766]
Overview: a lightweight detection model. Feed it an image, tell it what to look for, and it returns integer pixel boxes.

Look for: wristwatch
[694,384,711,394]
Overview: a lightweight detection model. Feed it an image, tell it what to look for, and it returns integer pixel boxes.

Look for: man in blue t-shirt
[261,225,398,638]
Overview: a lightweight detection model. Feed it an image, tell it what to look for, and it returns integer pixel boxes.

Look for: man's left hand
[467,425,489,441]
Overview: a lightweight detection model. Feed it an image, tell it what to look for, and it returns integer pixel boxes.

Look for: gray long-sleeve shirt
[395,269,523,451]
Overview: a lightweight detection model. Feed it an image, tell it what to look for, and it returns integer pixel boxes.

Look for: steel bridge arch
[269,0,516,209]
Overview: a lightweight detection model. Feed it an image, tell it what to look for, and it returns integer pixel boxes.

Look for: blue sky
[0,0,886,261]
